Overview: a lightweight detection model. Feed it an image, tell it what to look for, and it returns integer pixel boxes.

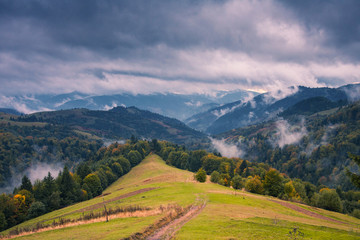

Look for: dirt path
[147,199,207,240]
[271,199,345,224]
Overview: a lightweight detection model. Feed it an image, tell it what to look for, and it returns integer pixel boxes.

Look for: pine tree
[20,175,33,193]
[347,154,360,188]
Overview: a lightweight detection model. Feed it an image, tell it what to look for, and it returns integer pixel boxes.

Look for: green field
[3,154,360,239]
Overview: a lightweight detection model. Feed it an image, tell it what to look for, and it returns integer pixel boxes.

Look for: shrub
[317,188,342,212]
[210,171,220,183]
[245,175,264,194]
[352,209,360,219]
[232,175,244,190]
[27,201,46,219]
[195,168,207,183]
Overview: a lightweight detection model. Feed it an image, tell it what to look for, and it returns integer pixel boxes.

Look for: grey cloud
[0,0,359,96]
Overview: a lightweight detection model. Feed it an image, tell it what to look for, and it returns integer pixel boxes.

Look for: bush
[27,201,46,219]
[317,188,342,212]
[245,175,264,194]
[210,171,220,183]
[195,168,207,183]
[232,175,244,190]
[220,173,231,187]
[352,209,360,219]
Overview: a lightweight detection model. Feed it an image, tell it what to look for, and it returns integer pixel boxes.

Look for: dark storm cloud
[279,0,360,60]
[0,0,359,97]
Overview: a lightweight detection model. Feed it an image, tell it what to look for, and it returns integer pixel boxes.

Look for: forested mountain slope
[215,101,360,190]
[187,84,359,134]
[1,154,359,239]
[17,106,207,146]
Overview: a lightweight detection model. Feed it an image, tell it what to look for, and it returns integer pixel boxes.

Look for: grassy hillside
[3,154,360,239]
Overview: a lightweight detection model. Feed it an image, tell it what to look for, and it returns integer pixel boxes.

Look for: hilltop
[15,106,207,146]
[2,154,359,239]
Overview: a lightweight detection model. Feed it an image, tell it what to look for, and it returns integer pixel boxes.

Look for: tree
[239,160,248,176]
[202,154,221,174]
[59,166,77,206]
[263,169,284,197]
[128,150,142,167]
[48,191,61,211]
[316,188,342,212]
[245,175,264,194]
[232,175,244,190]
[20,175,33,192]
[111,162,123,177]
[195,168,207,183]
[220,173,231,187]
[189,150,207,172]
[27,201,46,219]
[284,181,299,200]
[0,211,6,231]
[150,139,161,153]
[210,171,220,183]
[76,163,92,180]
[117,156,131,173]
[83,173,103,197]
[346,154,360,188]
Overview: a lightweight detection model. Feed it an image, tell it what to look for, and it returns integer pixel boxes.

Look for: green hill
[17,107,206,146]
[3,154,359,240]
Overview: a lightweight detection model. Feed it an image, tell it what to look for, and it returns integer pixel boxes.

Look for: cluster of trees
[0,139,151,231]
[155,140,360,217]
[0,124,102,187]
[216,101,360,191]
[15,107,206,146]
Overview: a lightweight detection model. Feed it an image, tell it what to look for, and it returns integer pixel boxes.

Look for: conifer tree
[347,154,360,188]
[20,175,33,193]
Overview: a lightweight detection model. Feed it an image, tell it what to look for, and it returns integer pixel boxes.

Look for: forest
[155,140,360,219]
[215,101,360,191]
[0,101,359,232]
[0,138,151,231]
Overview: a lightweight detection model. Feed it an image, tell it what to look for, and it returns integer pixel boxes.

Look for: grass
[3,154,360,239]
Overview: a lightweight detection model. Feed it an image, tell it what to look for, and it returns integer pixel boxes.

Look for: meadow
[2,154,360,239]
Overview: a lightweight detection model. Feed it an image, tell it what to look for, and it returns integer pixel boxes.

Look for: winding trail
[147,199,207,240]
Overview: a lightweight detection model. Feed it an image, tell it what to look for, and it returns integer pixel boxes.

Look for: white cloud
[274,119,307,148]
[210,137,243,158]
[27,162,63,183]
[0,95,52,114]
[103,101,119,111]
[185,101,203,107]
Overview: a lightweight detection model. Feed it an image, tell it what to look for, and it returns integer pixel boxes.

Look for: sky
[0,0,360,96]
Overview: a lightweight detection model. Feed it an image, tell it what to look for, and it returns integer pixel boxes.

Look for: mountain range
[186,84,360,134]
[16,106,207,147]
[0,90,257,121]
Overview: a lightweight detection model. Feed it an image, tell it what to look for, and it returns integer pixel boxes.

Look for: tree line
[156,140,360,218]
[0,138,151,231]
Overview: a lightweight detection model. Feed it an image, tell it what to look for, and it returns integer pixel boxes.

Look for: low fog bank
[273,119,307,148]
[210,137,243,158]
[0,162,63,193]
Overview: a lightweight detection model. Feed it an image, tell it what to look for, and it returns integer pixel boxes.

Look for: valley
[2,154,359,239]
